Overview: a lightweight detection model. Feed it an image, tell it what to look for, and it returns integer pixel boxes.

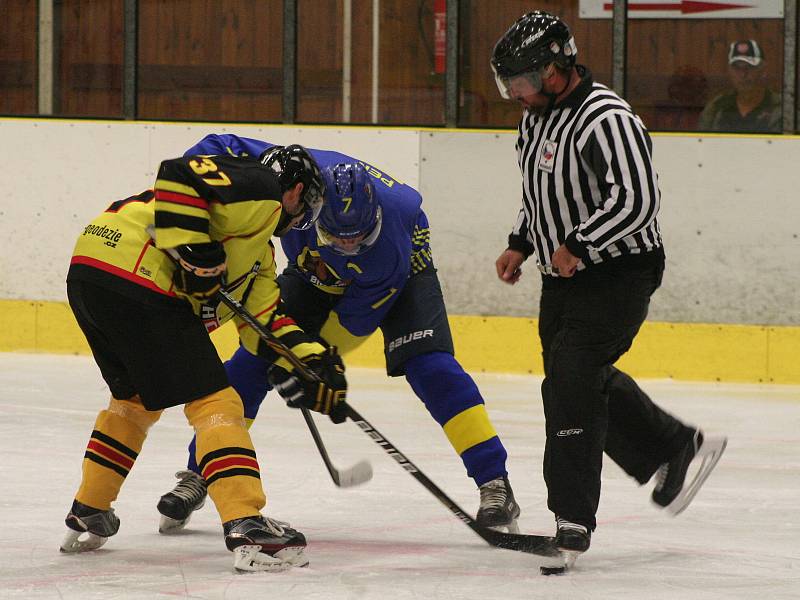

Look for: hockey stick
[217,293,558,558]
[215,289,373,488]
[149,231,373,489]
[343,404,560,557]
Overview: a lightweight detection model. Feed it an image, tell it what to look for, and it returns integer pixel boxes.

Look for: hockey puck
[539,565,567,576]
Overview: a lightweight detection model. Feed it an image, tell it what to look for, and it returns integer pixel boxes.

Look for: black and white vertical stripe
[513,82,662,270]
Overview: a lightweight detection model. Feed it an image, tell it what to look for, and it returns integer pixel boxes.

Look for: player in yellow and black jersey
[61,146,346,572]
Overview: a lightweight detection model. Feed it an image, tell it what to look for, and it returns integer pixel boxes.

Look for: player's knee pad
[184,387,256,481]
[107,395,162,434]
[404,351,461,389]
[184,386,246,432]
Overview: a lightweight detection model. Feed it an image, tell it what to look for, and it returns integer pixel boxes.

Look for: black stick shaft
[344,404,559,557]
[216,289,345,482]
[218,290,558,557]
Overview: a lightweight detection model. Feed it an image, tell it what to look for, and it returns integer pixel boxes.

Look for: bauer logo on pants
[388,329,433,352]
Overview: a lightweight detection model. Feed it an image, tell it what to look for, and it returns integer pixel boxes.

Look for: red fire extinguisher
[434,0,446,74]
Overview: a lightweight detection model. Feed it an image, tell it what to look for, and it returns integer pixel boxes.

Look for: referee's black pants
[538,252,695,531]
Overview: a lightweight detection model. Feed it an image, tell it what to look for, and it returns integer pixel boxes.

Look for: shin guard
[405,352,508,486]
[185,387,266,523]
[76,395,161,510]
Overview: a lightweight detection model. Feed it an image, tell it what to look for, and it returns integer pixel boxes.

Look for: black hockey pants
[538,252,695,531]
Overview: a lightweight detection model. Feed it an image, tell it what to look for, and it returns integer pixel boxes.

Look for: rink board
[1,299,798,384]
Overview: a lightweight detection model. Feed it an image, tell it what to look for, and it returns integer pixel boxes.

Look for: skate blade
[158,498,204,534]
[158,514,191,534]
[232,544,308,573]
[666,436,727,516]
[486,519,520,534]
[539,550,577,575]
[60,529,109,553]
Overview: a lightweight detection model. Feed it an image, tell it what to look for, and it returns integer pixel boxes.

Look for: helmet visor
[316,206,383,256]
[293,182,325,231]
[492,64,544,100]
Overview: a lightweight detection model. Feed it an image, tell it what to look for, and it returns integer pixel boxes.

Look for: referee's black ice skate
[539,517,591,575]
[476,476,521,533]
[157,470,208,533]
[553,516,591,571]
[555,517,591,553]
[224,515,309,572]
[60,499,121,553]
[652,429,727,516]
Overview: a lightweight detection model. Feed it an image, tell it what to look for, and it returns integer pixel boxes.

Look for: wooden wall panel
[297,0,444,125]
[9,1,791,130]
[376,0,443,125]
[296,0,342,122]
[0,0,38,115]
[137,0,283,122]
[349,0,375,122]
[55,0,124,117]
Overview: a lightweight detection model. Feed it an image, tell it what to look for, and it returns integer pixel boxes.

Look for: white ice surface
[0,353,798,599]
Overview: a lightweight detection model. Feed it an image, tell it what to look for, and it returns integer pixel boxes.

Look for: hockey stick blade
[301,407,373,488]
[213,289,373,489]
[345,404,560,558]
[472,524,560,557]
[333,459,374,488]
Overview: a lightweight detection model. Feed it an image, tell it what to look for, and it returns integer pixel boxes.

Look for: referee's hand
[496,249,524,285]
[551,244,580,278]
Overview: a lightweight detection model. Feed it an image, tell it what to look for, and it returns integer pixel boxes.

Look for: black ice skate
[652,429,727,516]
[553,516,590,570]
[157,470,208,533]
[224,515,309,572]
[476,476,521,533]
[60,499,121,553]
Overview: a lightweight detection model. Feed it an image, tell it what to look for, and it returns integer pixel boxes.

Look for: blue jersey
[186,134,433,337]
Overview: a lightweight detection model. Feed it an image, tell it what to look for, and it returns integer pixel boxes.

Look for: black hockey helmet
[491,11,577,97]
[260,144,325,231]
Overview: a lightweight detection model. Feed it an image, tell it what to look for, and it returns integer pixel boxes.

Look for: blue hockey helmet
[315,163,382,256]
[260,144,325,231]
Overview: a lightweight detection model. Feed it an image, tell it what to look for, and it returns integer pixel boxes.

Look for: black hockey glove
[268,347,348,424]
[172,242,227,301]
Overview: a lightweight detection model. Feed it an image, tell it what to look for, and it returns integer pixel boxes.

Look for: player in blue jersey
[156,134,520,535]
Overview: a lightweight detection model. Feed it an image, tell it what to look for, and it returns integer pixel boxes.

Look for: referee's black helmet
[491,11,577,78]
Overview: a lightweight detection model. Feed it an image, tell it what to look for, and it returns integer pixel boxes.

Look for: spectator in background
[698,40,781,134]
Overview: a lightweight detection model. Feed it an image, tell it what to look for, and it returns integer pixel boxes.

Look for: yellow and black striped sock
[185,386,266,523]
[75,396,161,510]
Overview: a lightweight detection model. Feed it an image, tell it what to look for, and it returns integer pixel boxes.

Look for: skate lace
[556,517,587,534]
[171,470,207,502]
[479,478,508,510]
[261,516,290,537]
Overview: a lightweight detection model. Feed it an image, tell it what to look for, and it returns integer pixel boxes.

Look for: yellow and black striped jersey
[68,155,324,365]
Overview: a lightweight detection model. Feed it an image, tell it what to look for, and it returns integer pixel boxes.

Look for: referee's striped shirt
[508,66,663,274]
